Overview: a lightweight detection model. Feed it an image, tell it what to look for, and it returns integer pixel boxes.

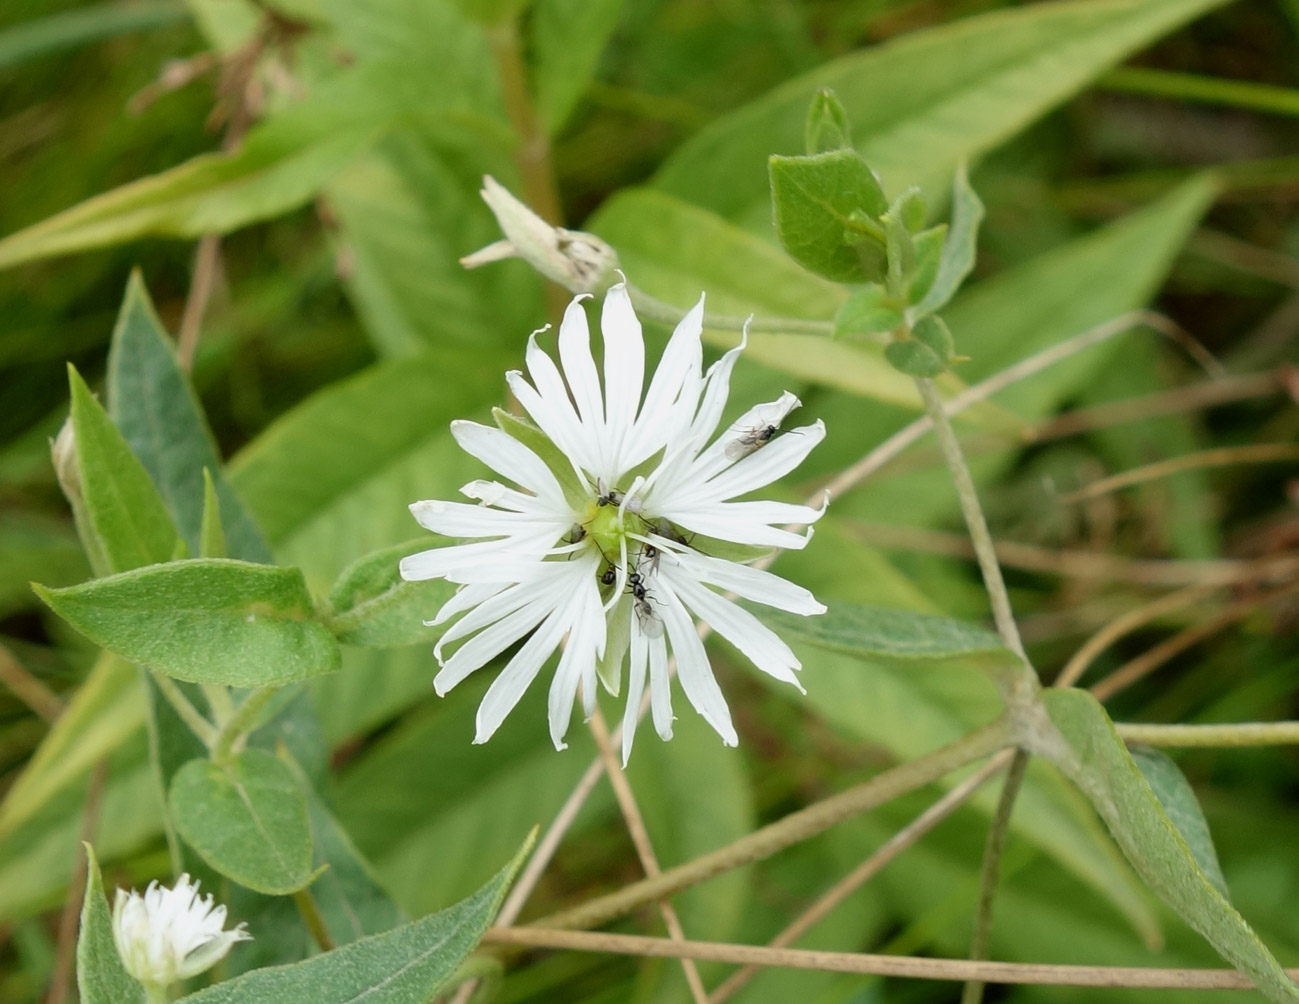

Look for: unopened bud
[51,417,80,505]
[461,176,619,295]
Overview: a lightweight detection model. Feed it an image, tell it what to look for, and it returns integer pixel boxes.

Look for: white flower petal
[525,335,602,474]
[547,578,604,748]
[429,582,508,627]
[683,420,826,506]
[410,499,568,538]
[451,420,571,511]
[667,571,804,689]
[657,584,737,746]
[661,511,814,550]
[601,283,644,453]
[673,551,825,615]
[475,604,571,744]
[435,592,555,693]
[557,296,610,471]
[647,632,674,741]
[622,295,704,469]
[621,627,649,765]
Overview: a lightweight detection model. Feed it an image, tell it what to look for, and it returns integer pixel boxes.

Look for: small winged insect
[562,524,586,545]
[724,397,802,461]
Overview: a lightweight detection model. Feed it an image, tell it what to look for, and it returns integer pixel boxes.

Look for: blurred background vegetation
[1,0,1297,1001]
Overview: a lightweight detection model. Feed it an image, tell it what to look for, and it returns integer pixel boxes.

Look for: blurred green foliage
[2,0,1299,1002]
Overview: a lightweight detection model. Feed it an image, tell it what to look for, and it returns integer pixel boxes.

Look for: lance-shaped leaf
[1040,689,1299,1003]
[911,165,984,317]
[78,844,147,1004]
[169,749,315,895]
[34,559,340,687]
[326,541,457,648]
[66,365,180,574]
[1130,745,1229,898]
[175,836,531,1004]
[106,273,271,563]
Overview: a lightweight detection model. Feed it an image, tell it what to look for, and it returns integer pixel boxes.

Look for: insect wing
[634,597,664,638]
[725,435,758,461]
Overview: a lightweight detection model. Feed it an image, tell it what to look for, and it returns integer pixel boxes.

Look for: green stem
[201,683,234,729]
[627,284,835,338]
[150,672,217,748]
[531,716,1013,933]
[960,748,1030,1004]
[913,377,1030,670]
[1115,721,1299,747]
[292,887,336,952]
[210,687,278,764]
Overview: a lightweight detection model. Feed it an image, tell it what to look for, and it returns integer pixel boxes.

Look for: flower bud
[112,874,250,990]
[460,176,620,295]
[51,417,80,505]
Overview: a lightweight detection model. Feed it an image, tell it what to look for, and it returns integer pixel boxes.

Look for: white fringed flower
[401,281,827,762]
[112,874,250,989]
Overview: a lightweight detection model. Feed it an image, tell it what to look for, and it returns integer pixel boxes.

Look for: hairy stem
[151,672,218,748]
[628,286,835,337]
[292,887,336,952]
[210,687,278,763]
[1115,721,1299,747]
[959,748,1030,1004]
[531,717,1013,933]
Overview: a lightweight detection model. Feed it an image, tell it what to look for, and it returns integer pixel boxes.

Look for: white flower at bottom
[401,281,827,762]
[112,874,250,989]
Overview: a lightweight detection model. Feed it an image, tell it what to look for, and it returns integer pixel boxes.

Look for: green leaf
[77,844,147,1004]
[326,151,541,359]
[0,1,188,71]
[762,601,1008,663]
[175,836,530,1004]
[326,540,457,648]
[0,74,382,269]
[833,286,903,339]
[655,0,1229,222]
[295,761,404,942]
[169,749,315,895]
[1041,689,1299,1003]
[492,408,588,508]
[106,273,271,563]
[913,314,955,361]
[1130,746,1229,898]
[228,346,508,551]
[34,560,340,688]
[804,87,852,154]
[199,471,227,560]
[912,165,984,317]
[885,339,946,378]
[67,365,179,574]
[770,150,889,283]
[533,0,625,133]
[591,188,934,409]
[0,655,143,843]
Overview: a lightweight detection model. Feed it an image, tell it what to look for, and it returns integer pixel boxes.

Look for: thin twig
[1055,584,1220,689]
[1060,443,1299,504]
[1024,371,1286,443]
[959,749,1029,1004]
[483,926,1299,989]
[1088,581,1299,703]
[1114,721,1299,747]
[150,672,218,748]
[46,760,109,1004]
[709,753,1011,1004]
[588,708,709,1004]
[530,718,1013,933]
[820,310,1183,503]
[0,642,63,722]
[845,521,1299,588]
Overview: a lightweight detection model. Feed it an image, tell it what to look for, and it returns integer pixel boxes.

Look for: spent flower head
[401,280,827,762]
[112,874,250,990]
